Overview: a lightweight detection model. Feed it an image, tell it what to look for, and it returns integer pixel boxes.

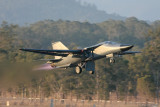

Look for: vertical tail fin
[52,41,69,50]
[52,41,69,59]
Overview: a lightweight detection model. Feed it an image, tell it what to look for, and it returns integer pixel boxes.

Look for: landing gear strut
[89,70,95,74]
[75,66,82,74]
[110,58,115,63]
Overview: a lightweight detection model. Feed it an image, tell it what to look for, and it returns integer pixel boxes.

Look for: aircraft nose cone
[120,44,134,51]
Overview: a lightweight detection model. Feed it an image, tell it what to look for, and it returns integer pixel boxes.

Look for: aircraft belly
[54,55,82,67]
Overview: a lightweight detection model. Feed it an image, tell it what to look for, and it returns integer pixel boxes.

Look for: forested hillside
[0,0,125,25]
[0,17,160,101]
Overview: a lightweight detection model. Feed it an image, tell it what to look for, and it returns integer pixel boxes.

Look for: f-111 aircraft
[20,41,140,74]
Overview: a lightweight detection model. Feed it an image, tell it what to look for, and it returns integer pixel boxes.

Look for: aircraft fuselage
[52,41,132,68]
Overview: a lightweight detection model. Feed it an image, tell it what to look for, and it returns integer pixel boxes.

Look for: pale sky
[80,0,160,21]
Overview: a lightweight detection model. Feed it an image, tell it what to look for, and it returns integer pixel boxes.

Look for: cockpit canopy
[99,41,120,46]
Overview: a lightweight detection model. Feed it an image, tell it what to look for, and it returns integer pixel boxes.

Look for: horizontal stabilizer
[119,51,141,55]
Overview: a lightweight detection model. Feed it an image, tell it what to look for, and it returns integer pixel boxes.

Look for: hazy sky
[80,0,160,21]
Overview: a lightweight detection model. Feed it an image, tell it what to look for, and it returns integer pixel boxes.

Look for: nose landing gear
[110,58,115,63]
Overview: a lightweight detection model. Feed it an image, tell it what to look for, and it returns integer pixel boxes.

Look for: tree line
[0,17,160,101]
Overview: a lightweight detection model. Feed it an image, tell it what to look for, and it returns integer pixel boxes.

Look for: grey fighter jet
[20,41,140,74]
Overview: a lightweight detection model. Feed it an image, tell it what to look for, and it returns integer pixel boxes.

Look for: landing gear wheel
[110,58,115,63]
[89,71,94,74]
[75,66,82,74]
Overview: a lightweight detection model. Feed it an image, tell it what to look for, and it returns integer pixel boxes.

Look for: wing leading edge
[19,49,83,56]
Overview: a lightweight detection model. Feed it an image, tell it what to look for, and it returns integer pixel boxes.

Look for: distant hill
[0,0,125,25]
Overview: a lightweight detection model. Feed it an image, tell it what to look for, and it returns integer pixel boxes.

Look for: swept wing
[20,48,84,56]
[20,44,102,56]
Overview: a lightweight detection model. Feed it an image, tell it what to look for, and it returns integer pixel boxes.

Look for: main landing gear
[75,66,82,74]
[75,61,95,74]
[75,67,94,74]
